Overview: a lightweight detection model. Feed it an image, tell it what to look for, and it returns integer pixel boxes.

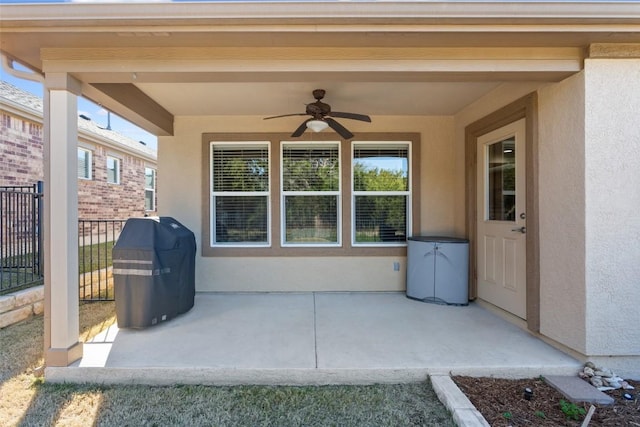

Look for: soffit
[36,45,581,118]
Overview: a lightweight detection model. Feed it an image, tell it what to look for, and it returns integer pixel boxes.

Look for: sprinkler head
[524,387,533,400]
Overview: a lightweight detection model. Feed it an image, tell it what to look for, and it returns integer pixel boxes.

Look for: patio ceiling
[2,1,640,135]
[133,81,503,117]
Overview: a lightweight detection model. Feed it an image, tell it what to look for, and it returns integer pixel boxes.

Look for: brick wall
[78,146,149,219]
[0,111,156,220]
[0,112,43,186]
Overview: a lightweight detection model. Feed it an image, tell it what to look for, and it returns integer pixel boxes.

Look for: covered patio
[47,293,580,385]
[2,1,639,381]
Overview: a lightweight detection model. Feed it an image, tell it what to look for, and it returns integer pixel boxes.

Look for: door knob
[511,226,526,234]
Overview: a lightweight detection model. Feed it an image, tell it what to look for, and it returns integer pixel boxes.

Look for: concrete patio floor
[46,292,581,385]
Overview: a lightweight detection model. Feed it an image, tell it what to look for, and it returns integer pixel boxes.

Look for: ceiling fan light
[306,119,329,133]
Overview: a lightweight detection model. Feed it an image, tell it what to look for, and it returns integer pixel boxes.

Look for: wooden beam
[88,83,173,136]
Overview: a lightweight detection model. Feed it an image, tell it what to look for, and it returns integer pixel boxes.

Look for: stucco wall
[538,72,587,353]
[583,58,640,357]
[159,115,456,292]
[452,82,545,234]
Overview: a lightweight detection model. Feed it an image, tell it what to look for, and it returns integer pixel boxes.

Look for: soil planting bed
[453,376,639,426]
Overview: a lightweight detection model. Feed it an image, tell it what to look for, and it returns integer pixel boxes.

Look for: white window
[281,142,341,247]
[352,142,410,246]
[211,143,270,246]
[144,167,156,211]
[106,156,120,184]
[77,148,92,180]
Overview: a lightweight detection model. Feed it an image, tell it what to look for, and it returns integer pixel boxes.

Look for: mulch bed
[453,376,639,426]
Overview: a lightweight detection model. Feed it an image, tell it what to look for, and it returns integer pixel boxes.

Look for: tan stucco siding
[452,82,546,234]
[538,72,588,354]
[583,58,640,356]
[159,115,455,292]
[197,257,407,292]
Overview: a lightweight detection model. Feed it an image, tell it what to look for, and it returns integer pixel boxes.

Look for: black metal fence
[78,219,126,301]
[0,183,43,295]
[1,181,128,301]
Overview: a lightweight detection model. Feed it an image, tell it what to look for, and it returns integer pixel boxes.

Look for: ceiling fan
[263,89,371,139]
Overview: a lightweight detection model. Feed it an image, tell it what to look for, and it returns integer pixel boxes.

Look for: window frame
[351,141,412,247]
[210,141,271,248]
[201,133,420,258]
[77,147,92,180]
[280,141,342,248]
[144,167,156,212]
[106,155,121,185]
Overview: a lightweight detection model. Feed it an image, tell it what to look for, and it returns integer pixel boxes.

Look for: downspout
[1,54,44,82]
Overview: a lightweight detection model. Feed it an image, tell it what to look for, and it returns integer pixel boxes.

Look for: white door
[476,119,527,319]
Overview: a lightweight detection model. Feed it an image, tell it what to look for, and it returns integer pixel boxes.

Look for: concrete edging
[430,374,491,427]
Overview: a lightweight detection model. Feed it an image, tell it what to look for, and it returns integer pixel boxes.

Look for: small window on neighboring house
[281,142,341,246]
[145,167,156,211]
[211,143,270,246]
[352,142,410,246]
[107,156,120,184]
[78,148,92,180]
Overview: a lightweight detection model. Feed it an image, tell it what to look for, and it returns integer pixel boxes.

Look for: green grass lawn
[0,303,455,427]
[78,241,115,275]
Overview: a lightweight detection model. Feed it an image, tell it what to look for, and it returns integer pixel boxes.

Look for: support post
[43,73,83,367]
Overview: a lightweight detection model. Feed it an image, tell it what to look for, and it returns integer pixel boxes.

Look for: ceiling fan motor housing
[306,101,331,118]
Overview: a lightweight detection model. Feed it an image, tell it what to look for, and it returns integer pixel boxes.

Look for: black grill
[113,217,196,328]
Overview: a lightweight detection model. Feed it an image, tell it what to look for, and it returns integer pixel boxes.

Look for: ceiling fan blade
[263,113,307,120]
[328,111,371,122]
[291,119,311,137]
[325,118,354,139]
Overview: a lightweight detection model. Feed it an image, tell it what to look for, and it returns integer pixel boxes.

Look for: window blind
[212,147,269,192]
[353,146,408,192]
[282,143,340,246]
[107,157,120,184]
[211,144,270,245]
[352,143,410,244]
[78,148,91,179]
[282,146,339,192]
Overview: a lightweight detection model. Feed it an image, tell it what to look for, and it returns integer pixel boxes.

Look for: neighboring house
[1,2,638,378]
[0,81,157,219]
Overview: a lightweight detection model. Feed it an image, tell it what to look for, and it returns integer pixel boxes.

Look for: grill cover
[113,217,196,328]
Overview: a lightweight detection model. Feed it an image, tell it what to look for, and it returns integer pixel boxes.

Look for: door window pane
[487,138,516,221]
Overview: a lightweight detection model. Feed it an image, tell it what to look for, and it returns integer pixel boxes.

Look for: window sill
[203,245,407,257]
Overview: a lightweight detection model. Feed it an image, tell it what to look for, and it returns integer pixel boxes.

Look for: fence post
[37,181,44,277]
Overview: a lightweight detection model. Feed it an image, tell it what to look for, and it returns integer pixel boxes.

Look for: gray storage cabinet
[113,217,196,328]
[406,236,469,306]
